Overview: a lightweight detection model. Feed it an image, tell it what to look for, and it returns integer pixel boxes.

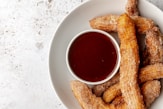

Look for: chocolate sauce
[68,32,117,82]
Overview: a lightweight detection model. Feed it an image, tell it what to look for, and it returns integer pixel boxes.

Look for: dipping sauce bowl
[66,29,120,85]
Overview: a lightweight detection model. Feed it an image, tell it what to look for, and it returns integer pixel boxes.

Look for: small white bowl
[66,29,120,85]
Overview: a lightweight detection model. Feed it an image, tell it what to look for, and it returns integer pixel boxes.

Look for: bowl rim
[65,29,121,85]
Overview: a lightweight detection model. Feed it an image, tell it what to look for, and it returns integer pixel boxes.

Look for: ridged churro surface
[117,13,145,109]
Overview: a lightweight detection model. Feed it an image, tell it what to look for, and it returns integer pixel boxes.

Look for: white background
[0,0,162,109]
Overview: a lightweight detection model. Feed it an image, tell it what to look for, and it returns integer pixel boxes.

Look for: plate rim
[49,0,163,108]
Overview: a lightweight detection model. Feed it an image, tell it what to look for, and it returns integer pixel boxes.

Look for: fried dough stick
[89,15,155,34]
[112,96,125,108]
[89,14,118,32]
[139,63,163,83]
[141,80,161,108]
[143,27,163,65]
[93,73,120,97]
[125,0,139,16]
[117,13,145,109]
[71,80,114,109]
[103,83,121,103]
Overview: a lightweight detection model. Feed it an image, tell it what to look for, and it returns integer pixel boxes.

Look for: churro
[89,15,155,34]
[117,13,145,109]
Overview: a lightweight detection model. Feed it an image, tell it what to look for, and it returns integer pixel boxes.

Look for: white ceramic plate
[49,0,163,108]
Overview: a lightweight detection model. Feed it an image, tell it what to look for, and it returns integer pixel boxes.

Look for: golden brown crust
[103,83,121,103]
[89,14,119,32]
[70,80,111,109]
[112,96,125,107]
[111,96,127,109]
[92,73,120,97]
[117,13,145,109]
[125,0,139,16]
[141,80,161,108]
[143,27,163,65]
[139,63,163,83]
[110,80,161,108]
[89,14,155,34]
[132,16,155,34]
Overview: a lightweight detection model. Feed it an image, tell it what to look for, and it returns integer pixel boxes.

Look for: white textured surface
[0,0,162,109]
